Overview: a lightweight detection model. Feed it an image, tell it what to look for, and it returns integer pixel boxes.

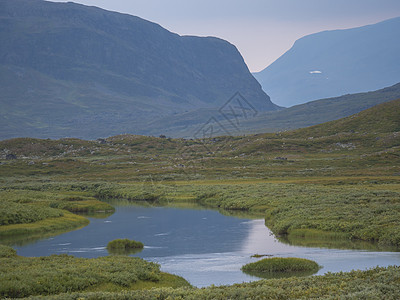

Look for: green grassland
[1,99,400,298]
[0,245,190,298]
[28,266,400,300]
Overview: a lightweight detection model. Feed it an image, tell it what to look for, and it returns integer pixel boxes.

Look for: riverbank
[0,188,115,244]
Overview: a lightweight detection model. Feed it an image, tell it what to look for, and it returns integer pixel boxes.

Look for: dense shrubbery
[107,239,144,254]
[0,201,63,225]
[241,257,320,274]
[28,266,400,300]
[0,251,163,298]
[0,189,113,238]
[94,183,164,202]
[0,245,17,258]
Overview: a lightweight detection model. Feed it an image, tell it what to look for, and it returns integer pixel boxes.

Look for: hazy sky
[50,0,400,72]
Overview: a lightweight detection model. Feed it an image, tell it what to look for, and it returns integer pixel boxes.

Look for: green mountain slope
[291,98,400,138]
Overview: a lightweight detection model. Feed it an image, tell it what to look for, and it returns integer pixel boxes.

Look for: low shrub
[0,254,161,298]
[0,245,17,258]
[242,257,320,274]
[107,239,144,250]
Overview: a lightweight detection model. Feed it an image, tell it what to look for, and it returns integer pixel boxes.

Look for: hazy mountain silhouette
[254,17,400,107]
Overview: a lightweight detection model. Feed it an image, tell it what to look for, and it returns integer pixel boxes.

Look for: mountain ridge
[0,0,277,140]
[139,82,400,138]
[254,17,400,107]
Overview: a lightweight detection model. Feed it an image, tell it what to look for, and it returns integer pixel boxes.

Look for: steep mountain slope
[0,0,277,140]
[254,17,400,107]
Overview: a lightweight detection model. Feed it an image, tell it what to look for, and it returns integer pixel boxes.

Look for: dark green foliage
[241,257,320,273]
[107,239,144,252]
[0,202,63,225]
[0,254,161,298]
[27,266,400,300]
[0,245,17,258]
[0,189,113,240]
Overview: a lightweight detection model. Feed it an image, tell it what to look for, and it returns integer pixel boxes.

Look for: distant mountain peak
[254,16,400,108]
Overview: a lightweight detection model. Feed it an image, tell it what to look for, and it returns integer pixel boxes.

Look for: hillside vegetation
[0,246,189,298]
[1,100,400,298]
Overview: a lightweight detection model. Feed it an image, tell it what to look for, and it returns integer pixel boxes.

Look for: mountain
[0,0,277,140]
[141,82,400,138]
[233,82,400,134]
[254,17,400,108]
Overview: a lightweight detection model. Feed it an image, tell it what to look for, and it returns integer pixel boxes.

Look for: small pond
[12,202,400,287]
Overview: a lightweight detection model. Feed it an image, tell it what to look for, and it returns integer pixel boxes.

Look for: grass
[241,257,321,274]
[107,239,144,255]
[107,239,144,250]
[27,266,400,300]
[0,245,190,298]
[0,100,400,297]
[0,189,113,240]
[0,211,89,240]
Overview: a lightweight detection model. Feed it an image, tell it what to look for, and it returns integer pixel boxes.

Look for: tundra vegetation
[107,239,144,255]
[0,100,400,298]
[241,257,321,278]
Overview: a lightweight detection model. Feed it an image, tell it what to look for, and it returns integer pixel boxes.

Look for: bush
[242,257,321,274]
[107,239,144,250]
[0,245,17,258]
[0,255,161,298]
[0,202,63,226]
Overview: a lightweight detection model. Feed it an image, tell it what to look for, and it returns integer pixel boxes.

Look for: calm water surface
[13,203,400,287]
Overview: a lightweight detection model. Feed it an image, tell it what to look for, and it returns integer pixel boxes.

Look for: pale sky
[50,0,400,72]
